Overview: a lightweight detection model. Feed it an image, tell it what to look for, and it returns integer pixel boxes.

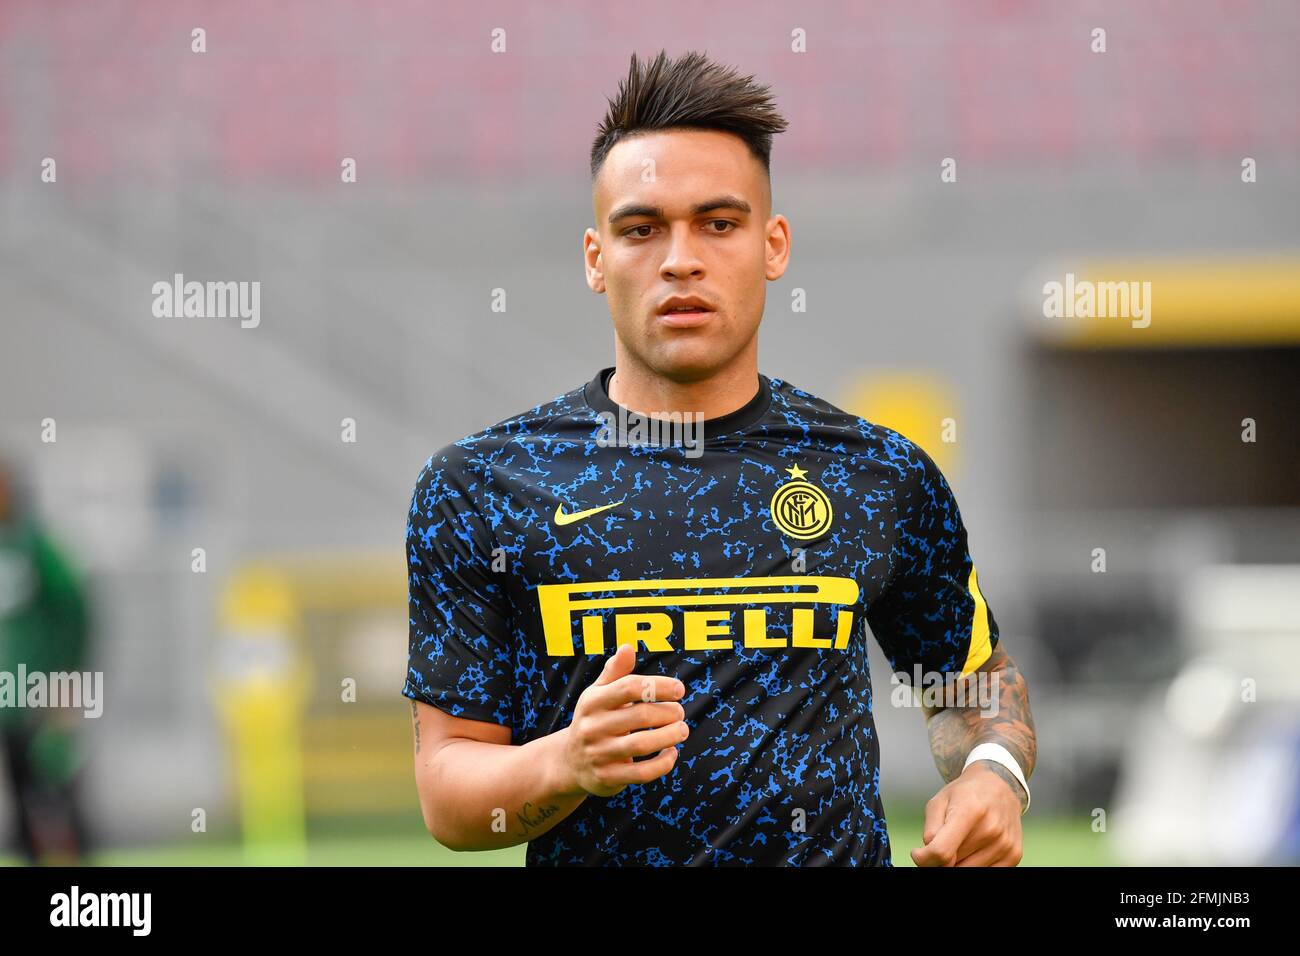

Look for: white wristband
[963,742,1030,815]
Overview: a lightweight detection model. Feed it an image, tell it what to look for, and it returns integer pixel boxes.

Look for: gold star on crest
[784,463,809,481]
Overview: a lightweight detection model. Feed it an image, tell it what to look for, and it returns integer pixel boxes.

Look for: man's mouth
[657,297,716,325]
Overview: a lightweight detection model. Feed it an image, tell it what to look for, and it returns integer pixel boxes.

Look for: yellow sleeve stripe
[960,565,994,675]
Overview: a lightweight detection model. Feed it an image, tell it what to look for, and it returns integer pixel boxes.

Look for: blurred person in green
[0,459,92,864]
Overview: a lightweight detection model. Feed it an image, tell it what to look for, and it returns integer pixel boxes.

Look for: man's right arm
[411,643,689,852]
[411,699,583,851]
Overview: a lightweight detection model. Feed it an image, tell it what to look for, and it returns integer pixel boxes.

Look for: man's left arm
[912,641,1037,867]
[865,435,1037,866]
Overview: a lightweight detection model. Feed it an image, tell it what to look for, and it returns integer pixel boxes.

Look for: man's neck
[607,349,761,421]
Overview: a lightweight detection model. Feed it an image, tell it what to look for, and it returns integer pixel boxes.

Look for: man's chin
[644,341,739,384]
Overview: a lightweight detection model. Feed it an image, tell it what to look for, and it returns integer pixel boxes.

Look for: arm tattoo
[516,802,561,838]
[410,699,421,754]
[923,643,1036,811]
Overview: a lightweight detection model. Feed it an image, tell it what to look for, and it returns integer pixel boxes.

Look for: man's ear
[584,227,606,293]
[764,214,791,281]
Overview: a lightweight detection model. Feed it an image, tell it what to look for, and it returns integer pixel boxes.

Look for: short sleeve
[867,437,999,680]
[402,449,514,727]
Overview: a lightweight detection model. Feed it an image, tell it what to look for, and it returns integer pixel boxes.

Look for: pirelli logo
[536,575,860,657]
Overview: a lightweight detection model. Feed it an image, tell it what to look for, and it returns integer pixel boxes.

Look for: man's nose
[660,225,705,279]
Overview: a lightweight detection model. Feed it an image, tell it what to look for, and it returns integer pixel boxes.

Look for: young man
[404,50,1036,866]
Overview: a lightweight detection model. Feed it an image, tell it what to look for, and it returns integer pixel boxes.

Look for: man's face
[585,128,790,382]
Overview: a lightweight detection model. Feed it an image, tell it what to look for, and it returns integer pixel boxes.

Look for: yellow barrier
[1036,259,1300,347]
[213,553,406,863]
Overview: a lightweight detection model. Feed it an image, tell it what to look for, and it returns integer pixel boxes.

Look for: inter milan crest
[770,463,834,540]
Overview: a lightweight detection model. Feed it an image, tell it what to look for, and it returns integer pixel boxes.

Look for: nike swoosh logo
[554,499,625,527]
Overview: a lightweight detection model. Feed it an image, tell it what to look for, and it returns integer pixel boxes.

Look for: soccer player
[0,459,92,864]
[404,50,1037,866]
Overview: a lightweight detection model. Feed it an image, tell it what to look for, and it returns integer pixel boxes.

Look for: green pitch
[0,806,1114,866]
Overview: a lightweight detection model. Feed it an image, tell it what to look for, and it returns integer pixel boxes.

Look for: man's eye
[707,220,736,233]
[624,225,654,238]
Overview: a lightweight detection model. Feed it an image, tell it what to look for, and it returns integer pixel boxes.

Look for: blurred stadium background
[1,0,1298,866]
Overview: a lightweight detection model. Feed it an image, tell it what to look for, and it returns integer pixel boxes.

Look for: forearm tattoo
[924,643,1036,811]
